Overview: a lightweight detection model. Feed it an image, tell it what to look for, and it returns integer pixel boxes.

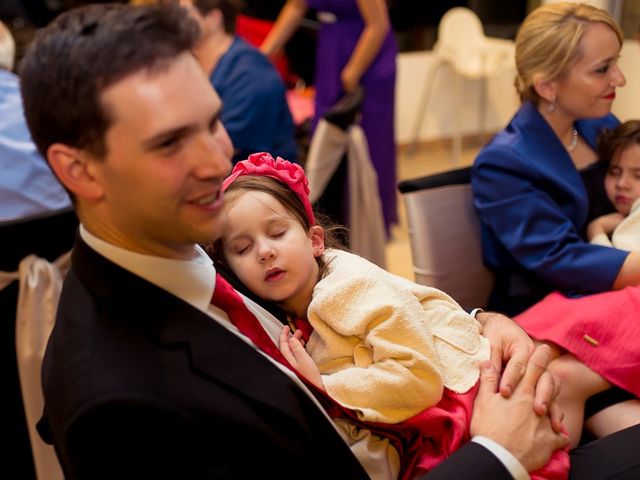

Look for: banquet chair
[397,166,493,310]
[305,86,387,268]
[0,210,76,480]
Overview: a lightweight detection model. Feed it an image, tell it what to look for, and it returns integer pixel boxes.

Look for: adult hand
[477,311,563,432]
[340,66,360,93]
[279,326,325,391]
[470,344,569,472]
[476,311,534,396]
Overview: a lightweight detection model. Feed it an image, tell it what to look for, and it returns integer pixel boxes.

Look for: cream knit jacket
[306,249,489,424]
[591,198,640,251]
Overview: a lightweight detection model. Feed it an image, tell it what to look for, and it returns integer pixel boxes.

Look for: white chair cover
[0,252,70,480]
[305,119,387,268]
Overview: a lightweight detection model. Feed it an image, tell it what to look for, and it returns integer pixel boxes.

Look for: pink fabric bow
[223,152,315,224]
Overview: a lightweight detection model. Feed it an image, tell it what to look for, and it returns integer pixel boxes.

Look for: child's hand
[279,326,325,391]
[587,212,625,240]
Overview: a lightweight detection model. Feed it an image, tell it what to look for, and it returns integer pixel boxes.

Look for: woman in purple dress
[261,0,398,232]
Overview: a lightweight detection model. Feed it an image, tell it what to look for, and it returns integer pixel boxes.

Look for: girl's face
[221,190,324,318]
[604,143,640,216]
[552,22,625,119]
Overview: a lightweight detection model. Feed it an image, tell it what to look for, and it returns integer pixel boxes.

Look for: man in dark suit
[18,3,639,479]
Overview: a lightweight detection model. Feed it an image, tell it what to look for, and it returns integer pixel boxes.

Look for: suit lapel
[72,236,326,432]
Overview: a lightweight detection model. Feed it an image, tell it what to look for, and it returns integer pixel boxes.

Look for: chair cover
[306,119,387,268]
[0,251,70,480]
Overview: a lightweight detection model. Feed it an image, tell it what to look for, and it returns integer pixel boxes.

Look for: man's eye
[157,137,181,152]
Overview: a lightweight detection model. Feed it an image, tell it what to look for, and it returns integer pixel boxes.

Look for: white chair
[397,167,494,310]
[408,7,514,164]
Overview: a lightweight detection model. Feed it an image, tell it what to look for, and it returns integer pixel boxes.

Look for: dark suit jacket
[38,236,513,479]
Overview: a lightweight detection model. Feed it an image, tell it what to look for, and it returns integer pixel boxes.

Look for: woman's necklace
[566,128,579,152]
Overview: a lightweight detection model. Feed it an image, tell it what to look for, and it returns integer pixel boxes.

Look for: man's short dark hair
[20,3,200,158]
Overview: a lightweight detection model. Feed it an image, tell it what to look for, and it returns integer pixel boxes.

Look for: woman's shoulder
[475,103,539,163]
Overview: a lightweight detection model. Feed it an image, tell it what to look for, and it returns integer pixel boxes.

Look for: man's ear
[202,8,224,34]
[310,225,325,257]
[47,143,104,201]
[532,73,557,104]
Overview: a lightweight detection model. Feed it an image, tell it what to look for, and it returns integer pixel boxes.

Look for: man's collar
[80,225,216,312]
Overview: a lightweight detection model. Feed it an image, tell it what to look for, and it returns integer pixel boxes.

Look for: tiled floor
[385,138,486,280]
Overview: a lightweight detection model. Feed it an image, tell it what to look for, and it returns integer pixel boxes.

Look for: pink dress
[515,286,640,397]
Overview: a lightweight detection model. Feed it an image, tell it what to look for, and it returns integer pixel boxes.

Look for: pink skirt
[399,385,568,480]
[515,286,640,397]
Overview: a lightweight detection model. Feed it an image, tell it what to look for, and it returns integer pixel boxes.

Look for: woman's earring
[547,96,556,113]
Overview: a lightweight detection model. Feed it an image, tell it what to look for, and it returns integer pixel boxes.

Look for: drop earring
[547,96,556,113]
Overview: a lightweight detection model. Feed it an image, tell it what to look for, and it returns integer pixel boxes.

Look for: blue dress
[472,101,627,315]
[211,36,297,164]
[306,0,398,230]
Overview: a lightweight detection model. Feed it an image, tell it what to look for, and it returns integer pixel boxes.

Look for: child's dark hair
[598,120,640,164]
[209,175,347,318]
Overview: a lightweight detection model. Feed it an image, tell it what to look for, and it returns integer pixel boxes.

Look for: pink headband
[223,152,315,225]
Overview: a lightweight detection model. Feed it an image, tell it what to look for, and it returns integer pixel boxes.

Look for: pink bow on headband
[223,152,315,225]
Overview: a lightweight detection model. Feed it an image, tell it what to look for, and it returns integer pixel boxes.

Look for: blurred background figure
[261,0,398,234]
[0,23,71,224]
[180,0,298,164]
[0,18,75,480]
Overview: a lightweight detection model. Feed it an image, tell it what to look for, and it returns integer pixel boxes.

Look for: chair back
[434,7,514,79]
[398,167,494,310]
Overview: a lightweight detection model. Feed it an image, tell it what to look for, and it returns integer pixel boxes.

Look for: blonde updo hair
[515,2,623,104]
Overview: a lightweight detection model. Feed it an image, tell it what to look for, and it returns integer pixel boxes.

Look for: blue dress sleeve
[472,144,627,294]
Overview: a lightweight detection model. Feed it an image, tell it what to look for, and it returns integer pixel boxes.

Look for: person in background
[19,3,588,479]
[0,19,74,480]
[472,1,639,448]
[261,0,398,234]
[0,20,70,223]
[179,0,297,164]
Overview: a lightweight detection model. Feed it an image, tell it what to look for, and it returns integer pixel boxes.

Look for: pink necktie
[211,273,292,368]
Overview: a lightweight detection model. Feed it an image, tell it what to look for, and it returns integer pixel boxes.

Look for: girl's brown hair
[598,120,640,164]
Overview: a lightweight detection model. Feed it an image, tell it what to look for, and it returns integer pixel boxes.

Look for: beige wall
[395,38,640,145]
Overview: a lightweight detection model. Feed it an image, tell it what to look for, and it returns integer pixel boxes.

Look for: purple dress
[307,0,398,230]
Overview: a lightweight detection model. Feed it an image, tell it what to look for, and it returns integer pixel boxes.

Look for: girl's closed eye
[270,228,287,239]
[231,240,252,256]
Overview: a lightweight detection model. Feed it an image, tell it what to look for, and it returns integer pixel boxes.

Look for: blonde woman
[472,2,639,447]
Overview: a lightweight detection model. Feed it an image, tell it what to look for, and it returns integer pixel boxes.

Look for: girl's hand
[279,326,324,391]
[587,212,625,240]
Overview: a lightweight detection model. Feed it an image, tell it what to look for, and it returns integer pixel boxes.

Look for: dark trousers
[570,423,640,479]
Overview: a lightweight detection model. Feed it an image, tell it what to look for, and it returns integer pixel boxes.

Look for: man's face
[88,52,233,259]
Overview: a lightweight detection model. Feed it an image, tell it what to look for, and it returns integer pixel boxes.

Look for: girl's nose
[258,244,276,263]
